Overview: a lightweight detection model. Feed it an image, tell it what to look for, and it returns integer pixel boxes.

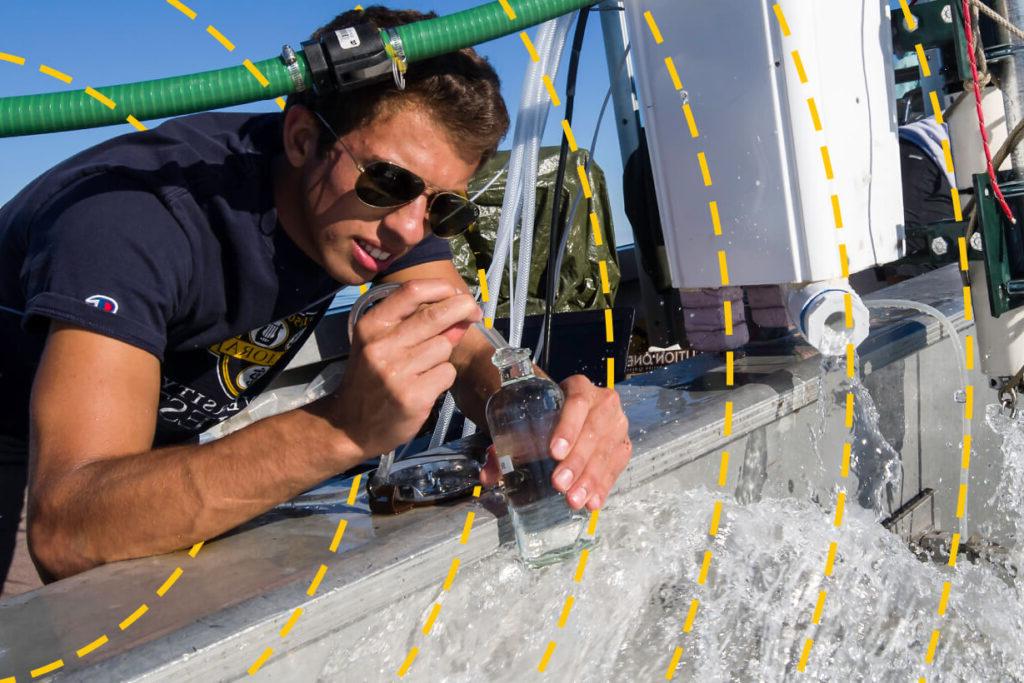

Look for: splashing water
[319,485,1024,681]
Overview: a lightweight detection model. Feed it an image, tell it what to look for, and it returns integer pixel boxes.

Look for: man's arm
[29,280,480,580]
[380,261,632,511]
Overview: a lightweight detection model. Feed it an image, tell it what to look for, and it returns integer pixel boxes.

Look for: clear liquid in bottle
[485,348,587,567]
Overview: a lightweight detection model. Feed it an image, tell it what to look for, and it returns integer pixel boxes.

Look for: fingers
[405,335,455,375]
[548,376,592,462]
[479,445,502,487]
[394,293,481,348]
[357,280,479,347]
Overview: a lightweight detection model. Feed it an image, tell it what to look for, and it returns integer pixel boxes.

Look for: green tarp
[450,146,620,316]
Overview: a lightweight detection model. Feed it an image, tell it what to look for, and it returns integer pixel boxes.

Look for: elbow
[27,485,100,581]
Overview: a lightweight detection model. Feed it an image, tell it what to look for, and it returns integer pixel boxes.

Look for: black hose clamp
[300,21,393,96]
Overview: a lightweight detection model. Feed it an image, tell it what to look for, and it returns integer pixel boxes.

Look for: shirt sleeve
[20,174,191,360]
[379,233,453,278]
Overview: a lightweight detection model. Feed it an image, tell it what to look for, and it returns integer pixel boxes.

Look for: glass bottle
[485,347,587,567]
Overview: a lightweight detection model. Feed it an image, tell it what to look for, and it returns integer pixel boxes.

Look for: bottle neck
[499,359,535,385]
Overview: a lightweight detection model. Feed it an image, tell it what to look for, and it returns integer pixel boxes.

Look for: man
[0,6,631,594]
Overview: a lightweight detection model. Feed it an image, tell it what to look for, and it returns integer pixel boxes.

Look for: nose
[380,194,429,248]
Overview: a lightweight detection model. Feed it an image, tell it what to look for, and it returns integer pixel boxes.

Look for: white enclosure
[624,0,904,288]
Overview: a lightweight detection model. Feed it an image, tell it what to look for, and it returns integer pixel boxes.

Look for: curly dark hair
[287,6,510,167]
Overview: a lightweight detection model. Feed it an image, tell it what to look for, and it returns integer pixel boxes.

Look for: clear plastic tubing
[864,299,971,539]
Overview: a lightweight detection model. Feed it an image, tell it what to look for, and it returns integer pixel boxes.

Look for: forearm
[30,403,360,579]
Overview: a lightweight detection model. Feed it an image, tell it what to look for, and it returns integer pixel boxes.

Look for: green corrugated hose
[0,0,595,138]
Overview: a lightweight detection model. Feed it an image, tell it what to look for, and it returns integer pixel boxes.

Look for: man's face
[289,105,480,285]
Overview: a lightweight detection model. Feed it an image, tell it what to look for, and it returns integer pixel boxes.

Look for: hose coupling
[300,21,393,96]
[280,45,307,93]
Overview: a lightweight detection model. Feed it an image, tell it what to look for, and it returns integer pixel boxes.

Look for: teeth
[358,239,392,262]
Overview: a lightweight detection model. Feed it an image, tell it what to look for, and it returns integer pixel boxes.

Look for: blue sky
[0,1,632,247]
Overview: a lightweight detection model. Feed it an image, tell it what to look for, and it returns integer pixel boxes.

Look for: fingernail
[551,438,570,459]
[553,468,573,491]
[568,486,588,508]
[589,495,602,510]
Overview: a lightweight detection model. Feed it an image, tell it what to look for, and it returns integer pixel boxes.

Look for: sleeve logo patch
[85,294,119,314]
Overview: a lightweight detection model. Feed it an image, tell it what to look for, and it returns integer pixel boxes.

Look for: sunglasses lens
[429,193,478,239]
[356,162,425,208]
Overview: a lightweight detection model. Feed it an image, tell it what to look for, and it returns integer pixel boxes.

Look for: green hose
[0,0,594,138]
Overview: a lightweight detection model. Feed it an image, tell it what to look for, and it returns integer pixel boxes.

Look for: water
[321,485,1024,681]
[493,416,587,567]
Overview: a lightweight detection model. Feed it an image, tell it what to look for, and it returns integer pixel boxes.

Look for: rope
[971,0,1024,42]
[963,0,1017,223]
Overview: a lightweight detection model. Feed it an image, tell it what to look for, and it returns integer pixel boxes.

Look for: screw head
[931,236,949,256]
[970,232,984,252]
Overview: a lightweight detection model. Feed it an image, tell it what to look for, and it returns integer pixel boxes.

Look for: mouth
[352,237,398,273]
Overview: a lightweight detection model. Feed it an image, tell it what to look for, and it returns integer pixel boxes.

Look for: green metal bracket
[974,173,1024,317]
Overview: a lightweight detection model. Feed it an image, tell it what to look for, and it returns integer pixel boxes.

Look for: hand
[324,279,481,458]
[481,375,631,511]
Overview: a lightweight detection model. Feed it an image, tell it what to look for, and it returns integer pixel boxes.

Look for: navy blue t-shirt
[0,112,452,453]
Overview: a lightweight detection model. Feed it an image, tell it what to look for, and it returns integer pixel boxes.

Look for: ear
[282,105,320,168]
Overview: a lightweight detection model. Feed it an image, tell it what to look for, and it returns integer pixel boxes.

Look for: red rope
[962,0,1016,223]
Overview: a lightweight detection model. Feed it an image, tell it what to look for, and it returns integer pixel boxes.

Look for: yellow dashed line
[280,607,303,638]
[812,590,827,624]
[723,402,733,436]
[925,629,940,663]
[709,201,722,236]
[915,43,931,77]
[396,647,419,678]
[206,25,235,52]
[459,511,475,544]
[841,443,852,477]
[839,243,850,277]
[29,660,63,679]
[791,50,807,83]
[962,436,972,469]
[573,548,590,582]
[166,0,197,20]
[682,599,699,632]
[824,541,837,576]
[697,152,713,186]
[665,646,683,679]
[963,286,974,321]
[723,300,733,336]
[247,647,273,676]
[188,541,204,558]
[725,352,734,387]
[599,260,611,294]
[119,604,148,631]
[484,316,494,329]
[557,595,575,628]
[39,64,72,84]
[478,269,490,303]
[243,59,269,88]
[952,187,963,221]
[717,250,730,286]
[590,211,604,246]
[537,641,557,672]
[0,52,26,65]
[708,500,723,537]
[75,635,108,658]
[587,509,600,536]
[520,32,540,62]
[938,581,951,615]
[956,483,968,518]
[833,491,846,527]
[929,91,944,124]
[607,358,615,389]
[498,0,517,21]
[681,103,699,138]
[605,308,615,343]
[772,3,791,36]
[422,603,442,635]
[664,57,683,90]
[578,164,593,198]
[899,0,918,31]
[275,97,286,111]
[156,567,183,597]
[942,138,954,173]
[306,564,327,596]
[821,146,834,180]
[644,11,664,44]
[543,75,561,106]
[329,519,348,553]
[845,392,855,428]
[127,115,147,132]
[562,119,579,152]
[958,236,969,271]
[796,638,814,672]
[718,451,730,487]
[697,551,712,585]
[442,557,460,591]
[831,194,843,228]
[965,384,974,420]
[347,473,362,505]
[359,283,369,295]
[807,97,822,131]
[948,533,961,566]
[844,292,853,328]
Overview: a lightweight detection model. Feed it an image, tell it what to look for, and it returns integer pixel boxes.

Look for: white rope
[971,0,1024,42]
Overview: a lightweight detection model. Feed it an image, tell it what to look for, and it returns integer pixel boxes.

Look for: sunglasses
[312,111,479,240]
